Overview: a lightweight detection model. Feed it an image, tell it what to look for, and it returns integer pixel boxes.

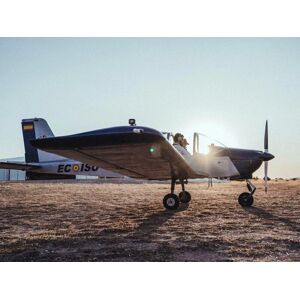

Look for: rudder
[22,118,57,163]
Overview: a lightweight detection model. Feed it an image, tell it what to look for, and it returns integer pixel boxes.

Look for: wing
[0,162,40,171]
[31,126,203,180]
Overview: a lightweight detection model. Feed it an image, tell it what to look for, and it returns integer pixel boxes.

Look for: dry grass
[0,180,299,261]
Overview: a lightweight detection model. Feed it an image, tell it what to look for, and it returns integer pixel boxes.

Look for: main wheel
[163,193,180,210]
[179,191,191,203]
[238,192,254,207]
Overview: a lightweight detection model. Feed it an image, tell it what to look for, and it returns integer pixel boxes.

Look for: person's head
[173,133,183,144]
[179,135,185,146]
[182,138,189,148]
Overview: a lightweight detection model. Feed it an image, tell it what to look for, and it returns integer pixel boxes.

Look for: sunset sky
[0,38,299,178]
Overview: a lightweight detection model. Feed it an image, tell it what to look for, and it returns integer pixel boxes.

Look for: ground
[0,180,299,261]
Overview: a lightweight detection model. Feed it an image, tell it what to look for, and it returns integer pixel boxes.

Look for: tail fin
[22,118,61,163]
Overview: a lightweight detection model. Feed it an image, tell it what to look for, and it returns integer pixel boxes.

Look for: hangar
[0,157,25,181]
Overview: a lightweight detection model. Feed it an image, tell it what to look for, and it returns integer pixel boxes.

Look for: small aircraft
[0,118,122,180]
[30,118,275,210]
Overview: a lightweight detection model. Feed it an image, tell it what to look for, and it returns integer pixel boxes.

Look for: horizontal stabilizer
[0,161,40,171]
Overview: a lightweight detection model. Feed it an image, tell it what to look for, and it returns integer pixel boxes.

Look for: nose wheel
[238,192,254,207]
[163,178,192,210]
[238,179,256,207]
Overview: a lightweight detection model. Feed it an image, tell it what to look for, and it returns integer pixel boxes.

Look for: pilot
[173,133,191,157]
[173,133,183,146]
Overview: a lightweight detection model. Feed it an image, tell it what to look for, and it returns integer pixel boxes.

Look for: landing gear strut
[163,178,191,210]
[178,179,191,204]
[238,179,256,207]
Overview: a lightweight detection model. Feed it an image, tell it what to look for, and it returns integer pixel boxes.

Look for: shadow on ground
[244,207,300,233]
[0,203,231,262]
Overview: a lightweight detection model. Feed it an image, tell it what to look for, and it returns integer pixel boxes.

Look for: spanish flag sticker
[23,124,34,131]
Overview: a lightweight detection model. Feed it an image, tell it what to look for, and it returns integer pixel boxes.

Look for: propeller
[264,120,269,193]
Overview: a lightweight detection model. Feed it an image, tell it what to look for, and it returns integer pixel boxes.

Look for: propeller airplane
[29,118,274,210]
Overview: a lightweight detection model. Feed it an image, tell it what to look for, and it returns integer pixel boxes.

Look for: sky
[0,38,299,178]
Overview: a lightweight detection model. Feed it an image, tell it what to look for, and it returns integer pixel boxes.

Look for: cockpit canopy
[162,131,226,155]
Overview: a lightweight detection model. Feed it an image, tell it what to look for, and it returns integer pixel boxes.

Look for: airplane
[30,118,275,210]
[0,118,122,180]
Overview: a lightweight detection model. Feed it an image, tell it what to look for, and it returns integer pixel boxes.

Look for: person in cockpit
[173,133,191,157]
[173,133,183,146]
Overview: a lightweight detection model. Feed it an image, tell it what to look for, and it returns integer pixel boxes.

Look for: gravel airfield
[0,180,299,262]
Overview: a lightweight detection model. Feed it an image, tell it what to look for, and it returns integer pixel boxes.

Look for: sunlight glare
[180,121,241,154]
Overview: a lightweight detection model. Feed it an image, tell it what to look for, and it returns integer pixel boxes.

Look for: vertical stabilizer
[22,118,62,163]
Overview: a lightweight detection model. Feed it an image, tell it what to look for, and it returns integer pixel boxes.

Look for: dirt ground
[0,180,299,261]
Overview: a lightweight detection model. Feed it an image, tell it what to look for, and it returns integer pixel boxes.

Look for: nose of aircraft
[260,152,275,161]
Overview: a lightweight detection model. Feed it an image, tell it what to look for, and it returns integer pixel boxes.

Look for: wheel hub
[242,196,248,202]
[166,198,175,206]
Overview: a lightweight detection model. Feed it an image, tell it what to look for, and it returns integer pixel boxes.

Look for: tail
[22,118,61,163]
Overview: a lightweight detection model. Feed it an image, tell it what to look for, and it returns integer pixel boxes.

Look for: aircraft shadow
[0,203,191,262]
[244,207,300,233]
[0,202,231,261]
[0,203,231,262]
[129,202,190,238]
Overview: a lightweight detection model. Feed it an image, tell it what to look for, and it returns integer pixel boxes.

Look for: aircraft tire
[238,192,254,207]
[179,191,191,203]
[163,193,180,210]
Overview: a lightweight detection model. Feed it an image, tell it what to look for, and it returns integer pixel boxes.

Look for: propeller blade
[264,161,268,193]
[264,120,268,151]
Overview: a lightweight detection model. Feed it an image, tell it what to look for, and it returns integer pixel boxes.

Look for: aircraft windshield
[193,132,227,154]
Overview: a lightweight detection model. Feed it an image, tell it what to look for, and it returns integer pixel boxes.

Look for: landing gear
[163,193,180,210]
[178,179,191,203]
[238,179,256,207]
[238,192,254,207]
[162,178,191,210]
[179,191,191,203]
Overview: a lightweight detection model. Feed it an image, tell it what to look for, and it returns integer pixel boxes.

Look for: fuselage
[29,122,274,181]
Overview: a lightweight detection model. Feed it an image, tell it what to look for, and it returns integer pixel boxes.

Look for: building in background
[0,157,25,181]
